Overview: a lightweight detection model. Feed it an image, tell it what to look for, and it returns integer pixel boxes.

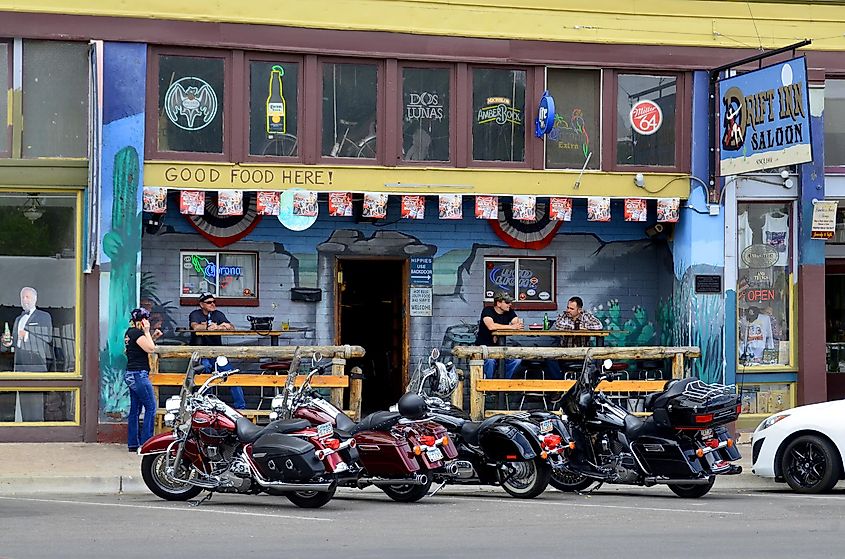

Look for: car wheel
[781,435,841,494]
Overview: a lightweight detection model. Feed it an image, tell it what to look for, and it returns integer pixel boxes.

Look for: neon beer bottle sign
[266,65,287,135]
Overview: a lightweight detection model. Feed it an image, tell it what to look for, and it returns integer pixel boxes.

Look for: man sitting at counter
[546,296,604,379]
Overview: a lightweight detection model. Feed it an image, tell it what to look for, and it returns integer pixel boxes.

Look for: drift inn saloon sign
[719,57,812,176]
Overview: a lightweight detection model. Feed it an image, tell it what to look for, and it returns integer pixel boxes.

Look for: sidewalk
[0,442,778,495]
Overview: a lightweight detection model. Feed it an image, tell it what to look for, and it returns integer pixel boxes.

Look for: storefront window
[0,42,9,156]
[483,257,555,305]
[402,67,449,162]
[157,55,224,154]
[322,62,377,158]
[825,79,845,167]
[180,251,258,300]
[22,40,89,158]
[0,192,78,374]
[249,60,299,157]
[0,389,77,423]
[739,383,792,415]
[472,68,525,162]
[546,69,600,170]
[616,74,676,167]
[737,202,792,368]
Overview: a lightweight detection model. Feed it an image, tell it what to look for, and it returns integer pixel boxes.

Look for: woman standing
[124,308,161,451]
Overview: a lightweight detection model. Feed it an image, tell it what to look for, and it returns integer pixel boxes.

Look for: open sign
[629,100,663,136]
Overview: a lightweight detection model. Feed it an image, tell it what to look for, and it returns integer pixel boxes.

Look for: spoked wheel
[668,476,715,498]
[285,485,337,508]
[380,476,433,503]
[550,469,596,492]
[141,453,202,501]
[781,435,841,494]
[499,459,552,499]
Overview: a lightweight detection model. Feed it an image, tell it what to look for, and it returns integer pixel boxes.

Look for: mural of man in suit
[1,287,54,373]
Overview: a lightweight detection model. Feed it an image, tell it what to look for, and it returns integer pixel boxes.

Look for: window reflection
[616,74,677,166]
[0,390,76,422]
[472,68,525,162]
[322,63,378,158]
[402,67,449,162]
[249,61,299,157]
[158,55,224,154]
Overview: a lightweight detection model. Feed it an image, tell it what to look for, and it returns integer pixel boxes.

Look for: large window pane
[472,68,525,162]
[546,69,600,169]
[824,80,845,167]
[616,74,676,166]
[158,55,224,154]
[737,202,791,368]
[249,61,299,157]
[180,251,258,300]
[0,42,8,156]
[322,63,377,158]
[0,389,76,422]
[22,40,89,158]
[402,67,449,162]
[0,192,78,374]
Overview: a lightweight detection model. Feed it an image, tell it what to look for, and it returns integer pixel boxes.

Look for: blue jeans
[201,358,246,409]
[125,370,157,450]
[483,358,522,379]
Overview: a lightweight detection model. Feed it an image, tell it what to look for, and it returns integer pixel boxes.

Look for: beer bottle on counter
[543,313,549,330]
[3,321,11,350]
[266,65,287,136]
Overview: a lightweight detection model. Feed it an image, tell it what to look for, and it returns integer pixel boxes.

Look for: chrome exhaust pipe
[361,474,429,487]
[253,479,336,492]
[643,476,714,486]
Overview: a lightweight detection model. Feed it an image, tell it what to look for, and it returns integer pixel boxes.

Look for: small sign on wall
[410,257,433,286]
[410,287,432,317]
[694,274,722,294]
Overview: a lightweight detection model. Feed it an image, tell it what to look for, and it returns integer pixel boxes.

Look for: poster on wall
[328,192,353,217]
[624,198,647,222]
[256,191,281,215]
[217,190,244,216]
[512,195,537,221]
[293,190,318,217]
[180,190,206,215]
[143,187,167,214]
[401,195,426,219]
[362,192,388,219]
[587,197,611,222]
[657,198,680,222]
[410,287,433,317]
[439,194,462,219]
[475,195,499,219]
[811,200,839,239]
[549,197,572,221]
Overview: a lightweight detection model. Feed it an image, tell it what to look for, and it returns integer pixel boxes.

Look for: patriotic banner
[256,191,281,216]
[363,192,388,219]
[328,192,353,217]
[587,197,611,222]
[657,198,680,222]
[512,195,536,221]
[401,195,426,219]
[143,187,167,214]
[218,190,243,216]
[180,190,205,216]
[293,190,318,217]
[475,195,499,219]
[439,194,462,220]
[624,198,647,222]
[549,197,572,221]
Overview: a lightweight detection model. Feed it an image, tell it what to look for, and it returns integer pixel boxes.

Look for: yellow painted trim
[0,386,81,425]
[2,1,845,50]
[144,162,692,199]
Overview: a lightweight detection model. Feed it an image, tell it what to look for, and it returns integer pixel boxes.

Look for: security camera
[780,169,790,180]
[634,173,645,187]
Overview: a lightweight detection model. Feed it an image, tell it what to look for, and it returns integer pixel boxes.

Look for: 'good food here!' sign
[719,57,812,176]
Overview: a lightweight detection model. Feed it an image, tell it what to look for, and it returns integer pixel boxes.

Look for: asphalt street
[1,485,843,559]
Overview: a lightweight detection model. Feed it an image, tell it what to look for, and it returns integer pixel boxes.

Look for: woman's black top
[124,327,150,371]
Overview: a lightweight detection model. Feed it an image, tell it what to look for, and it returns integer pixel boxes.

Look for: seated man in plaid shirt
[546,296,603,380]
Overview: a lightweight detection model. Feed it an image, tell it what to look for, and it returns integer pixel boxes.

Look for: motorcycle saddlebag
[252,433,325,482]
[631,436,704,478]
[478,423,537,461]
[353,430,421,476]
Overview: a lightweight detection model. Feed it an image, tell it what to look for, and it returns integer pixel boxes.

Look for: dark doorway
[337,259,406,414]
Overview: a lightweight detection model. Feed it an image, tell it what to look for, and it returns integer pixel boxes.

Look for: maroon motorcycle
[139,354,351,508]
[270,356,459,502]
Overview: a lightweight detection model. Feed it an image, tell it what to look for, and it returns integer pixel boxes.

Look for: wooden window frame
[178,250,260,307]
[0,39,11,158]
[482,255,557,311]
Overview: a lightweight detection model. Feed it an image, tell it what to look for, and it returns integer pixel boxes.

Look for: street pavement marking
[447,495,743,516]
[746,492,845,501]
[0,495,333,522]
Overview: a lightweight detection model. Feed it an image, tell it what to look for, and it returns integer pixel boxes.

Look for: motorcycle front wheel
[500,459,552,499]
[667,476,715,498]
[285,485,337,508]
[549,469,596,492]
[141,453,202,501]
[380,476,433,503]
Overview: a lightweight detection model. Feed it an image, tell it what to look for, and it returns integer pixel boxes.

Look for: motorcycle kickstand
[189,491,214,507]
[427,480,448,498]
[577,482,604,496]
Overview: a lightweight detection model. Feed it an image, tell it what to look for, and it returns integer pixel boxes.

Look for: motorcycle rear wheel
[500,459,552,499]
[380,476,433,503]
[667,477,715,498]
[549,469,595,492]
[285,485,337,508]
[141,453,202,501]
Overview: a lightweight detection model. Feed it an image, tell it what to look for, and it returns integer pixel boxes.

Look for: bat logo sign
[164,77,218,131]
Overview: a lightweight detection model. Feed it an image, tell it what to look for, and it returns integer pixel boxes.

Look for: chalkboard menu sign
[694,274,722,294]
[484,257,556,304]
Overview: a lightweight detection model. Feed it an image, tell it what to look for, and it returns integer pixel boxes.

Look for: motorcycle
[269,354,459,503]
[406,349,572,499]
[139,353,350,508]
[551,354,742,498]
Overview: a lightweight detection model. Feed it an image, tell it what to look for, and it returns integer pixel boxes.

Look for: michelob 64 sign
[719,57,812,176]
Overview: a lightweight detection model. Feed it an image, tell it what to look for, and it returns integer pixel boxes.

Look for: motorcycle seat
[623,414,658,440]
[349,411,402,434]
[236,417,310,443]
[335,411,357,432]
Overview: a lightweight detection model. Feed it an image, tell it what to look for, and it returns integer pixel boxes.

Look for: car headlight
[756,413,790,432]
[271,395,285,410]
[165,396,181,413]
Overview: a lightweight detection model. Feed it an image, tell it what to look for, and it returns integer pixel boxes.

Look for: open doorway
[337,258,406,414]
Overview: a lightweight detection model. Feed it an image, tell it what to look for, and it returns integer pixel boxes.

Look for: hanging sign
[534,90,556,138]
[256,191,281,215]
[657,198,680,223]
[401,195,426,220]
[549,197,572,222]
[811,200,839,239]
[624,198,647,222]
[292,190,318,217]
[410,287,433,317]
[439,194,462,219]
[328,192,353,217]
[218,190,244,216]
[180,190,205,215]
[587,197,611,222]
[475,196,499,219]
[629,99,662,136]
[362,192,388,219]
[512,195,537,221]
[410,257,433,287]
[143,187,167,214]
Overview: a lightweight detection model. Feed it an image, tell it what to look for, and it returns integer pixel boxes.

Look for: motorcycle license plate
[317,422,333,438]
[426,447,444,462]
[700,428,714,439]
[539,419,553,434]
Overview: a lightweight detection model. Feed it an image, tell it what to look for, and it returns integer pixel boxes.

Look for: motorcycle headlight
[163,412,176,427]
[756,413,790,432]
[165,396,181,413]
[271,395,285,410]
[269,411,278,421]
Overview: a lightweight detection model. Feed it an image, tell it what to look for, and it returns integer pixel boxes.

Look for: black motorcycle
[551,355,742,498]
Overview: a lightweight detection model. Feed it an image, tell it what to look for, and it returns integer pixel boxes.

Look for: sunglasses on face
[202,300,216,305]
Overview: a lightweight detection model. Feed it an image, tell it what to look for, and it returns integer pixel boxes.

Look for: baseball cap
[493,291,514,304]
[198,292,216,303]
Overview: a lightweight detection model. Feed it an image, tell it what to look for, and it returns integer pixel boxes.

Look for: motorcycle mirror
[215,356,230,369]
[311,351,323,367]
[430,348,440,360]
[602,358,613,371]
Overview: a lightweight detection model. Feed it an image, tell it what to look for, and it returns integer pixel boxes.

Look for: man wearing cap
[475,291,523,379]
[189,292,246,409]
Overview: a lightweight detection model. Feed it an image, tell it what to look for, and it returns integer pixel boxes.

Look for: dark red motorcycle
[139,354,351,508]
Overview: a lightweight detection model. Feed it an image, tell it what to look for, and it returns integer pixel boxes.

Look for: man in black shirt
[475,291,523,379]
[189,292,245,408]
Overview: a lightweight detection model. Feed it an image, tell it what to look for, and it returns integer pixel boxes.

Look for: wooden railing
[451,345,701,420]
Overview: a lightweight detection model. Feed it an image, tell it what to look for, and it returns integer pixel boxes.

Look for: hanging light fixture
[21,194,45,223]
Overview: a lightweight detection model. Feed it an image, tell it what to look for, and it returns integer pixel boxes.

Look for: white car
[751,399,845,493]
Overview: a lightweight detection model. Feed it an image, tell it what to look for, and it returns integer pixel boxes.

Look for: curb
[0,476,148,495]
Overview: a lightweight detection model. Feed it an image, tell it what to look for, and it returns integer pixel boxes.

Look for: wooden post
[469,358,485,421]
[451,369,464,409]
[672,353,684,379]
[330,356,346,409]
[348,366,363,420]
